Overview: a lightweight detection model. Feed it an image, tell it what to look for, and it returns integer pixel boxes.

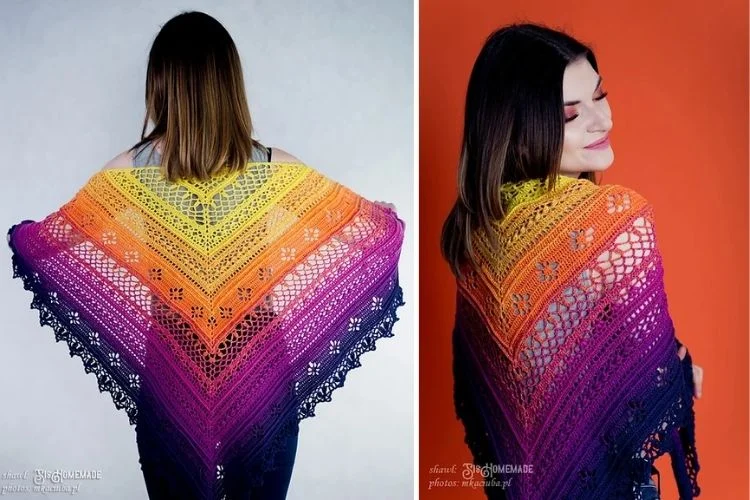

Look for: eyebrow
[564,75,603,106]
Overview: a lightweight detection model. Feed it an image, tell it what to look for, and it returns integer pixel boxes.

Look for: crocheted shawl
[452,175,700,499]
[7,162,406,499]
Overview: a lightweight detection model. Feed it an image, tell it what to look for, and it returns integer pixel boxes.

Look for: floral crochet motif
[453,178,700,499]
[7,162,407,499]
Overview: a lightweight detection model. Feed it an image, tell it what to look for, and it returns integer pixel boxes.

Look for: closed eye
[564,91,609,123]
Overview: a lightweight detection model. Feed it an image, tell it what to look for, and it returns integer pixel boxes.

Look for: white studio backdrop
[0,1,414,499]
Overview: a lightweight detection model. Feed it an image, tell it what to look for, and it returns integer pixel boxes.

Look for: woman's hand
[677,345,703,399]
[374,200,397,212]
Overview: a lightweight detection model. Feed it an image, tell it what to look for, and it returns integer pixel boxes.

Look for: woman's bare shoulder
[270,147,303,164]
[101,149,136,170]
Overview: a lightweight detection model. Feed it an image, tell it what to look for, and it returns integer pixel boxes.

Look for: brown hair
[440,23,599,280]
[129,11,265,182]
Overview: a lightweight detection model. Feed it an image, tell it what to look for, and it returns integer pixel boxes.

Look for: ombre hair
[129,11,265,182]
[441,23,600,280]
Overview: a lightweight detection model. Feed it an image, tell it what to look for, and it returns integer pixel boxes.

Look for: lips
[585,134,610,149]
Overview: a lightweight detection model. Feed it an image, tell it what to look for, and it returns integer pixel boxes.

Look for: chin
[586,150,615,172]
[589,162,613,172]
[562,150,614,175]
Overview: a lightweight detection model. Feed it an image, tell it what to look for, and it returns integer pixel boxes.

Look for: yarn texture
[8,161,406,499]
[452,175,700,499]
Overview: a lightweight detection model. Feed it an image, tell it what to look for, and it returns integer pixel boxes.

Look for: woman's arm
[678,344,704,398]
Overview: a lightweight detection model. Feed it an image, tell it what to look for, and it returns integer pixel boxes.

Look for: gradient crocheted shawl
[8,162,406,499]
[452,175,700,499]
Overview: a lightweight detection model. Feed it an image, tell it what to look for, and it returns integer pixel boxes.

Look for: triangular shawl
[8,162,406,499]
[452,175,700,499]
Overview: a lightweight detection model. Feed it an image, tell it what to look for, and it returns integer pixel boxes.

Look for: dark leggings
[137,425,299,499]
[635,464,661,500]
[247,431,298,499]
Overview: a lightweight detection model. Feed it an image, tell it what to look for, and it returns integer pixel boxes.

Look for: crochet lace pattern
[452,175,700,499]
[8,162,406,499]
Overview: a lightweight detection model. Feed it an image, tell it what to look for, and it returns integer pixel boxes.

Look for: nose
[588,104,612,132]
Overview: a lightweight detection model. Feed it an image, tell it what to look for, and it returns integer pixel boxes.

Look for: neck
[559,171,581,179]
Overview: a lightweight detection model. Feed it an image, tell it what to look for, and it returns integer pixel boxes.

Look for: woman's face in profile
[560,57,614,177]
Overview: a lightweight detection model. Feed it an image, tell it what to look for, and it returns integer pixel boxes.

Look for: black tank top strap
[133,140,270,165]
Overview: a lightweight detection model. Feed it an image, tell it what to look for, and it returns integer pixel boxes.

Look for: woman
[441,23,702,499]
[7,10,405,500]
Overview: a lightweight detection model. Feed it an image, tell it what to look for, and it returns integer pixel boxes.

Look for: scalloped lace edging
[9,250,139,426]
[233,283,406,495]
[10,229,407,499]
[297,282,406,420]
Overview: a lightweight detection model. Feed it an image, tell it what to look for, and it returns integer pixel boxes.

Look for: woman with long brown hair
[8,10,406,500]
[101,11,302,498]
[104,11,297,176]
[442,23,703,499]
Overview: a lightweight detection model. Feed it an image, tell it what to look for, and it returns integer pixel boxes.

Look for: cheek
[562,127,585,154]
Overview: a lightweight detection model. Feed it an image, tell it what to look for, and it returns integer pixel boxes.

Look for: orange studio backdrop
[419,1,748,499]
